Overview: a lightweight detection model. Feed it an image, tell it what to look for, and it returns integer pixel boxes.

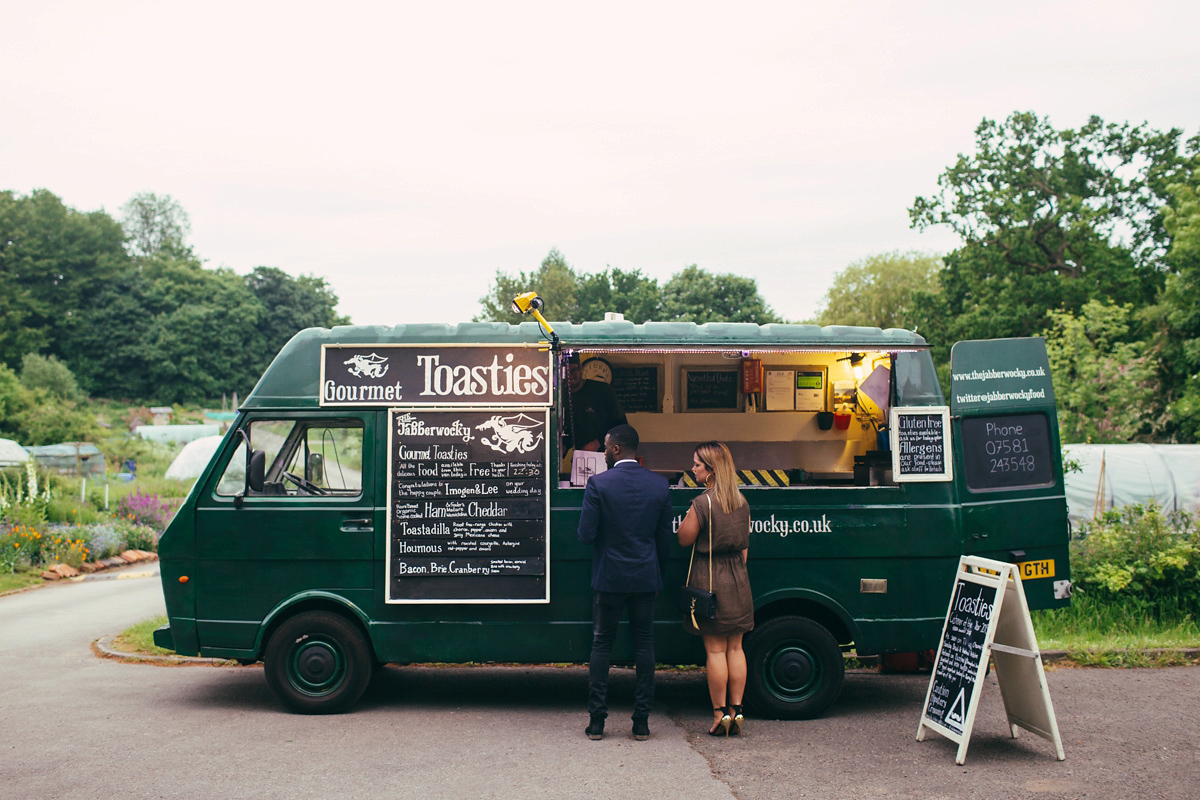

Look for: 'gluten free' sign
[890,406,953,482]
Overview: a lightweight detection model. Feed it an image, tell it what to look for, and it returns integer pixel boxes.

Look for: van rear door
[949,338,1071,609]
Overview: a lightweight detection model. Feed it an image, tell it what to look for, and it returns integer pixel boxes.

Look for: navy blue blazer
[576,460,674,593]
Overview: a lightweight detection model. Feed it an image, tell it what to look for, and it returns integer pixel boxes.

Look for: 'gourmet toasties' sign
[386,408,550,603]
[320,344,553,407]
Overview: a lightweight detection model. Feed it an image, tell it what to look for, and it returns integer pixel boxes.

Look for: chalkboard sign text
[684,369,740,411]
[924,577,998,735]
[961,413,1055,491]
[611,366,660,413]
[890,406,953,482]
[387,408,549,603]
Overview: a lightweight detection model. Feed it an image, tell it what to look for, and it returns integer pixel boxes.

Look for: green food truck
[154,308,1071,718]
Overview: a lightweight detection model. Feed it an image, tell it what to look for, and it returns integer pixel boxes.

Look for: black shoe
[709,706,731,737]
[632,719,649,741]
[586,716,605,740]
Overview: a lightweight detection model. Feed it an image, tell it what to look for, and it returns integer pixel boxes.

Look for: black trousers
[587,590,656,721]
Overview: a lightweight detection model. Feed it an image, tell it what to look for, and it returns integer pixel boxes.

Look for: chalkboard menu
[890,406,953,482]
[685,369,740,411]
[611,366,660,413]
[924,577,998,735]
[387,408,549,603]
[962,413,1055,491]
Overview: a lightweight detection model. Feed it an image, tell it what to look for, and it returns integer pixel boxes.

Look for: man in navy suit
[577,423,673,741]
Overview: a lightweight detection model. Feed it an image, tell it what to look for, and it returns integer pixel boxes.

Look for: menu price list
[924,579,997,735]
[388,409,548,602]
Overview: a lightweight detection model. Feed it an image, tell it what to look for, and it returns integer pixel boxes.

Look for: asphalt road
[1,572,1197,799]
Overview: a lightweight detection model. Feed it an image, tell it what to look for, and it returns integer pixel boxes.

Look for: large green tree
[575,267,662,323]
[910,112,1186,357]
[120,192,191,259]
[660,265,780,324]
[0,189,129,365]
[1041,300,1157,443]
[816,251,942,328]
[0,362,100,445]
[245,266,349,367]
[476,249,579,323]
[1146,137,1200,439]
[68,252,266,403]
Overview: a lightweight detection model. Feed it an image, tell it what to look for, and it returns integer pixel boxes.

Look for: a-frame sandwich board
[916,555,1065,764]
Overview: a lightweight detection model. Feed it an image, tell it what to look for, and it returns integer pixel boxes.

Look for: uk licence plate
[1017,559,1055,579]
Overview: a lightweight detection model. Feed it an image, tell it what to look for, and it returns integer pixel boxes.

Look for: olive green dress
[683,490,754,636]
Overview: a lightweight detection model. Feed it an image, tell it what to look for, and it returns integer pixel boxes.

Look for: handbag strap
[685,492,715,589]
[706,493,713,589]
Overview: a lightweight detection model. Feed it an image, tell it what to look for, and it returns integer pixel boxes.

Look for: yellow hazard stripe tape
[683,470,790,487]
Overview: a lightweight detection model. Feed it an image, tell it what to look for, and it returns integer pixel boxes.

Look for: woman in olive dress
[676,441,754,736]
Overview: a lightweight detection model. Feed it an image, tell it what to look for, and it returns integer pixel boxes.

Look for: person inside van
[676,441,754,736]
[564,353,626,452]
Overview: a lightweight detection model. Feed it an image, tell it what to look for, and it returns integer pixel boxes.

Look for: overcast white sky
[4,1,1197,324]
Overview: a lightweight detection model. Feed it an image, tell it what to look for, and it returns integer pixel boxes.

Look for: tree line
[0,191,346,443]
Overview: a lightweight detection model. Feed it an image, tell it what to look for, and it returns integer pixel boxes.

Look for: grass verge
[1033,592,1200,652]
[111,614,173,656]
[0,569,45,595]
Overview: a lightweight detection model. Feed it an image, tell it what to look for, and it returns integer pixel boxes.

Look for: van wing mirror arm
[234,429,267,506]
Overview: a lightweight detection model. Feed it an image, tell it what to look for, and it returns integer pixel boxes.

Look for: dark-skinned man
[576,424,673,742]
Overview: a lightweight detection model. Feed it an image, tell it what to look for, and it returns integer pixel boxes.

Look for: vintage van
[154,316,1071,717]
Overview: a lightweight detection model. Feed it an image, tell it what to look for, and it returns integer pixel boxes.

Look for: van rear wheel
[745,616,844,719]
[264,611,372,714]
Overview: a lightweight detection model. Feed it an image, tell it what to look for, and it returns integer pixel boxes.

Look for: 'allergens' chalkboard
[684,369,740,411]
[611,366,660,413]
[890,406,953,482]
[924,577,998,735]
[961,413,1055,491]
[387,408,549,603]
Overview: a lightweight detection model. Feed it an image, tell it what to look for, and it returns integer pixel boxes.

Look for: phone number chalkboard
[961,413,1054,491]
[386,408,549,603]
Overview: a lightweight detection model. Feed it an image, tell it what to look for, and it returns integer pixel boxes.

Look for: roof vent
[604,312,625,322]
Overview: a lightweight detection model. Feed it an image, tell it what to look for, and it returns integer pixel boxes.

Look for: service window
[215,419,364,497]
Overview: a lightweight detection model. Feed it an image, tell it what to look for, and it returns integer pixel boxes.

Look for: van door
[949,338,1071,609]
[192,411,377,654]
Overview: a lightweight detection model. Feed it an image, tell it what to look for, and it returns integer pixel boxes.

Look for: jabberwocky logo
[344,352,390,378]
[476,413,544,455]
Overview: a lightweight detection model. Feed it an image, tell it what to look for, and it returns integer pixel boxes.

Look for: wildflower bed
[1,460,169,586]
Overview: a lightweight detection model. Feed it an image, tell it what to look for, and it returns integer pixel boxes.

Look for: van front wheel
[744,616,844,720]
[264,611,372,714]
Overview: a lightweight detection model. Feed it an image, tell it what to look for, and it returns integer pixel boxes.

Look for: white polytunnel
[1063,444,1200,525]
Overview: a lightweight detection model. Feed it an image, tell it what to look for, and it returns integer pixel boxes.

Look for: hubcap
[764,643,820,701]
[288,636,346,696]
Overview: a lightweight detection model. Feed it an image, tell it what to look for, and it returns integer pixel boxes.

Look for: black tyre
[744,615,844,719]
[264,611,373,714]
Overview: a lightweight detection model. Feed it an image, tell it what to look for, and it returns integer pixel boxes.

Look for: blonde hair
[694,441,746,514]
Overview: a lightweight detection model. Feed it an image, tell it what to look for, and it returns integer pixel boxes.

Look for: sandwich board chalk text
[916,555,1065,764]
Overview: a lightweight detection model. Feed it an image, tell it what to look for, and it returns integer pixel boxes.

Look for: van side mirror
[248,449,266,493]
[306,452,324,485]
